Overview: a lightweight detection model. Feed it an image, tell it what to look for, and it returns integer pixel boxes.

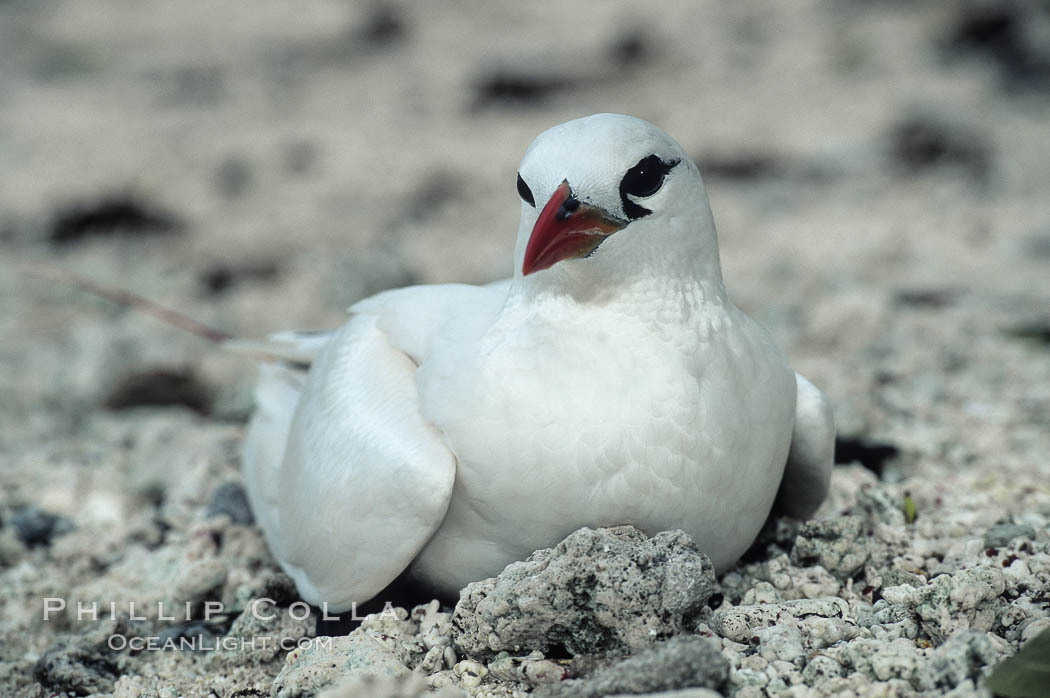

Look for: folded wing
[241,282,510,611]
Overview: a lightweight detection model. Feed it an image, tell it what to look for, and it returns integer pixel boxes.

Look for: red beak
[522,180,628,276]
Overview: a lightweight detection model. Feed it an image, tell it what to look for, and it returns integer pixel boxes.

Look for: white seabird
[242,113,835,612]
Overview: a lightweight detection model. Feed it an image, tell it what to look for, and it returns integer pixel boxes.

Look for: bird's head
[513,114,722,290]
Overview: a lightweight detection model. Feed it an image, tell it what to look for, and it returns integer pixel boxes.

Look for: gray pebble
[34,642,121,695]
[316,674,467,698]
[856,483,907,527]
[756,624,805,666]
[881,566,1005,643]
[33,620,129,696]
[983,523,1037,549]
[533,636,728,698]
[879,568,925,589]
[272,632,408,698]
[452,526,715,658]
[711,597,851,644]
[172,557,228,603]
[206,481,255,525]
[920,630,1004,692]
[791,515,869,579]
[10,506,75,548]
[209,598,314,669]
[801,654,845,684]
[830,637,924,686]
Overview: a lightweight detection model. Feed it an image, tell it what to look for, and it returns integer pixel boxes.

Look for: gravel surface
[2,1,1048,696]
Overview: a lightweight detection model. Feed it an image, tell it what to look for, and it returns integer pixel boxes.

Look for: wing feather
[249,316,456,611]
[241,331,335,558]
[775,373,835,519]
[243,283,509,609]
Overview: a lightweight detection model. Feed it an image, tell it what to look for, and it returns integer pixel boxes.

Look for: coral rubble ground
[1,1,1048,696]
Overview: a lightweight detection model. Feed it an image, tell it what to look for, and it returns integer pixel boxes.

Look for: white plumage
[242,114,835,612]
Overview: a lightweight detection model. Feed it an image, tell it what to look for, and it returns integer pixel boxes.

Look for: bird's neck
[506,254,727,329]
[512,222,725,304]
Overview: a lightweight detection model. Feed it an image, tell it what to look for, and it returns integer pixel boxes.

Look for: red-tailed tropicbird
[241,113,835,612]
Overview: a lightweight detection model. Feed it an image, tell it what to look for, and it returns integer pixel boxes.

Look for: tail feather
[23,262,232,343]
[223,331,333,367]
[241,361,306,555]
[24,262,333,367]
[21,263,340,554]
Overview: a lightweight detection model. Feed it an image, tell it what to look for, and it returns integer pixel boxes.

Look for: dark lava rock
[1006,322,1050,347]
[472,70,575,108]
[10,506,75,548]
[740,515,802,565]
[103,367,212,415]
[698,151,783,181]
[834,435,900,478]
[945,0,1050,92]
[33,621,130,696]
[887,114,991,181]
[357,4,407,46]
[893,287,958,309]
[258,572,301,608]
[533,635,729,698]
[34,643,121,695]
[198,258,279,296]
[48,193,182,243]
[206,482,255,525]
[452,526,716,659]
[608,29,654,68]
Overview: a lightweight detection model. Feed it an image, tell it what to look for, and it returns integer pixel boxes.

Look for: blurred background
[2,0,1048,492]
[1,0,1049,692]
[2,0,1048,428]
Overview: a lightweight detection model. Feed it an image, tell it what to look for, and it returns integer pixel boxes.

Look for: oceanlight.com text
[106,634,332,652]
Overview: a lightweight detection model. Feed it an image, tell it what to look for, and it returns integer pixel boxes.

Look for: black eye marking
[516,172,535,207]
[555,196,579,221]
[619,154,680,220]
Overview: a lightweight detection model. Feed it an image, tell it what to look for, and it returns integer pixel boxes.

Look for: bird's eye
[621,154,674,198]
[619,154,679,219]
[516,173,535,207]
